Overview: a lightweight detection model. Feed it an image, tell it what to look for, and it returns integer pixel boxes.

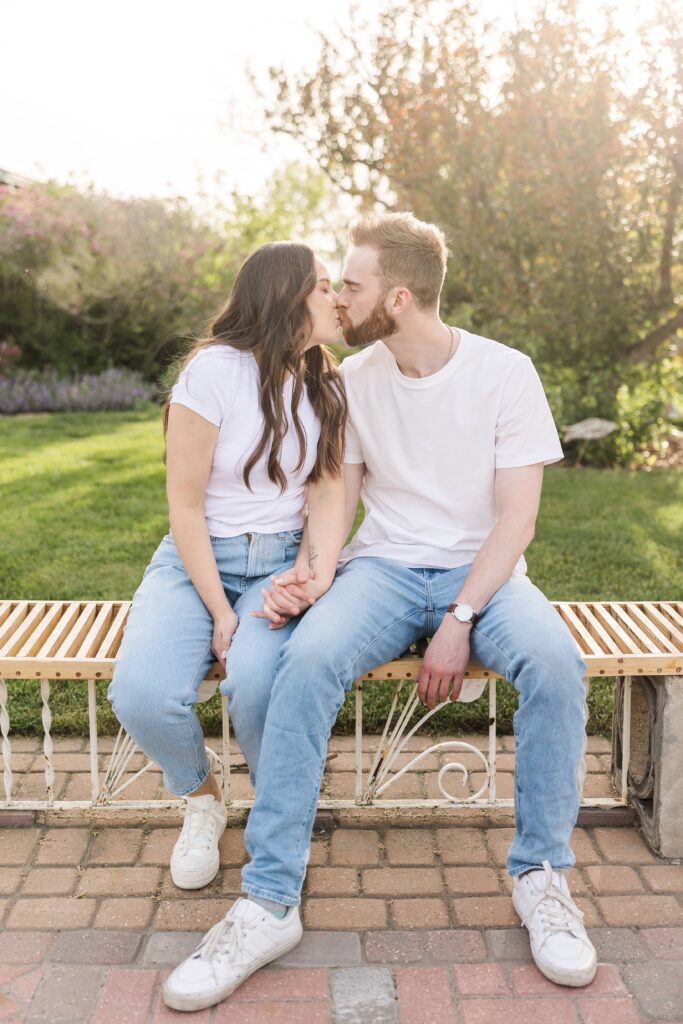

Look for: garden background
[1,0,682,737]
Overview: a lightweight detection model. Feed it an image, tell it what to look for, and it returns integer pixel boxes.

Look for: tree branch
[657,127,682,307]
[628,307,683,362]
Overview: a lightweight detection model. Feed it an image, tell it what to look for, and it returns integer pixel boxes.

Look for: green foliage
[0,183,222,377]
[0,164,340,382]
[263,0,683,464]
[543,356,682,468]
[1,408,681,736]
[612,358,682,467]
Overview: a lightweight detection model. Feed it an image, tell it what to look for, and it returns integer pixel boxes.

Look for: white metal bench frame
[1,599,681,815]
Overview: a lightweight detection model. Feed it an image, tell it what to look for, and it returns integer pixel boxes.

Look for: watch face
[454,604,474,622]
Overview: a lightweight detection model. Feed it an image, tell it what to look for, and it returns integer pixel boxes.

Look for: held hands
[252,567,329,629]
[212,609,239,670]
[417,616,472,710]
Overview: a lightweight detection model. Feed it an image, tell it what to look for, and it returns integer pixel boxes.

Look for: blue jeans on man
[238,555,587,905]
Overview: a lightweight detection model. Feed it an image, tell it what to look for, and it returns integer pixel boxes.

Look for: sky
[1,0,650,206]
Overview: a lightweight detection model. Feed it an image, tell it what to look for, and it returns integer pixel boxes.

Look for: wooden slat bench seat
[1,599,681,682]
[1,599,682,853]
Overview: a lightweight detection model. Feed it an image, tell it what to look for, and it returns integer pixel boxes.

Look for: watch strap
[446,602,480,626]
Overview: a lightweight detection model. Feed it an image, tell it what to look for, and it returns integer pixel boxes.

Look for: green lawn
[2,404,682,736]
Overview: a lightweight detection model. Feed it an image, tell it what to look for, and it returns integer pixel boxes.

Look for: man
[163,213,595,1012]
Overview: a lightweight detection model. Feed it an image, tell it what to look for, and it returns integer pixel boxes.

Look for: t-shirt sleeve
[170,350,235,427]
[343,413,365,464]
[338,359,365,464]
[495,356,564,469]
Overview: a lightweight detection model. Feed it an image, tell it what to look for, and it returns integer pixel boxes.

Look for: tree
[261,0,683,373]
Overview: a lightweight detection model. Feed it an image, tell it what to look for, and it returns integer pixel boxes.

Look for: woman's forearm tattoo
[309,545,318,573]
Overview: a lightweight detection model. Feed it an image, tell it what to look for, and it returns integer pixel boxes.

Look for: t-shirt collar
[381,328,470,387]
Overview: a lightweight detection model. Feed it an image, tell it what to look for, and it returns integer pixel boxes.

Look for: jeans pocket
[282,529,303,545]
[278,529,303,563]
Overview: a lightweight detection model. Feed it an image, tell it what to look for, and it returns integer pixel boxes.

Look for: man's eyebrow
[342,277,361,286]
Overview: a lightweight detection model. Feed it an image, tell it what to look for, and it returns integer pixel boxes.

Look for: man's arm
[256,461,365,625]
[417,463,544,709]
[342,461,365,539]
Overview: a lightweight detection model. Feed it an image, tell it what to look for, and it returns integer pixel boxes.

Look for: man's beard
[340,297,399,348]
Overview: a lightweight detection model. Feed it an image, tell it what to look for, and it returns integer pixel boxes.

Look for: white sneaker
[512,860,597,987]
[170,794,227,890]
[163,897,303,1012]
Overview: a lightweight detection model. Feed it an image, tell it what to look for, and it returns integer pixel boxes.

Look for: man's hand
[417,617,472,710]
[251,568,332,629]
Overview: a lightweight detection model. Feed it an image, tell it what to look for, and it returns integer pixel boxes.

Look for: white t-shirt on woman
[170,345,320,537]
[339,328,563,571]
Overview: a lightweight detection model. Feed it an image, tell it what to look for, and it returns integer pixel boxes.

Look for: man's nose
[335,293,348,308]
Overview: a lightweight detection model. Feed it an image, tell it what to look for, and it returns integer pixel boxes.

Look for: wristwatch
[446,602,480,626]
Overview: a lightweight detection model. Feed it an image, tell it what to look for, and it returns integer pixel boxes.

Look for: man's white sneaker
[170,794,227,890]
[512,860,597,987]
[163,897,303,1012]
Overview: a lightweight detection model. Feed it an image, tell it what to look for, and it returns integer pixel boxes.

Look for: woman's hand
[252,568,334,628]
[212,609,239,670]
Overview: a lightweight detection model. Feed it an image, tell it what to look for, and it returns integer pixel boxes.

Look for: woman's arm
[166,404,237,666]
[257,469,347,625]
[302,470,348,591]
[259,461,363,625]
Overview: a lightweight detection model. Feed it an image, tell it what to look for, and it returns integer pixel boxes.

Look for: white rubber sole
[170,851,221,890]
[162,929,303,1012]
[512,895,597,989]
[530,945,597,988]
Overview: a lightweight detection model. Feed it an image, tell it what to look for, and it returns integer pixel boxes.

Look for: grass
[2,404,682,737]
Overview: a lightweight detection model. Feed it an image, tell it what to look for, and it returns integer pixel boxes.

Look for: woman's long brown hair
[163,242,346,489]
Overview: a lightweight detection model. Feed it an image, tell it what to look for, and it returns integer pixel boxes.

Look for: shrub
[0,336,21,373]
[0,367,155,414]
[0,166,343,381]
[542,356,682,468]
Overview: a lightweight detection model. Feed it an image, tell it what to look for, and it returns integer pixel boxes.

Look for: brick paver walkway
[1,735,682,1022]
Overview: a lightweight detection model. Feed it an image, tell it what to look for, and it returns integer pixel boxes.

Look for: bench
[1,599,682,854]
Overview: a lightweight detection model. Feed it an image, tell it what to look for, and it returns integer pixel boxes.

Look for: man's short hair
[349,211,449,309]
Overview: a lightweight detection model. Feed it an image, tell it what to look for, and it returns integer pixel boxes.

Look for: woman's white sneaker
[163,898,303,1012]
[512,860,597,987]
[170,794,227,890]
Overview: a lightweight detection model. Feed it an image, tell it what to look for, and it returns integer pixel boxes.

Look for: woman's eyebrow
[317,276,331,284]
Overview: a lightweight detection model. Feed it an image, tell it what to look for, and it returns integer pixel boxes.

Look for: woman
[109,241,347,891]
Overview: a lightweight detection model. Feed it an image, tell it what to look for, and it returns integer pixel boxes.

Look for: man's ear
[388,287,413,314]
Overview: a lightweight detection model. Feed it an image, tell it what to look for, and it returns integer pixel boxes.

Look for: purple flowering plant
[0,367,155,414]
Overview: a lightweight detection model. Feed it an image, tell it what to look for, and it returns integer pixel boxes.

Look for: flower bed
[0,367,155,414]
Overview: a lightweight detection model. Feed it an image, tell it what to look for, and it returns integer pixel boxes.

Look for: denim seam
[508,862,572,878]
[174,763,211,798]
[469,624,513,675]
[185,639,214,786]
[296,738,330,880]
[241,883,299,907]
[351,608,422,674]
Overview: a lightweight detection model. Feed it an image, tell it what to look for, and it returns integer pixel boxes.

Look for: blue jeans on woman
[108,529,303,795]
[239,556,588,906]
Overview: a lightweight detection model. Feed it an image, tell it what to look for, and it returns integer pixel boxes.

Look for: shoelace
[194,912,246,977]
[177,806,215,854]
[521,861,587,949]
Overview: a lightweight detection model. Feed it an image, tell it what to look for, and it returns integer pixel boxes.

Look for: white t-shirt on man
[339,328,563,572]
[170,345,320,537]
